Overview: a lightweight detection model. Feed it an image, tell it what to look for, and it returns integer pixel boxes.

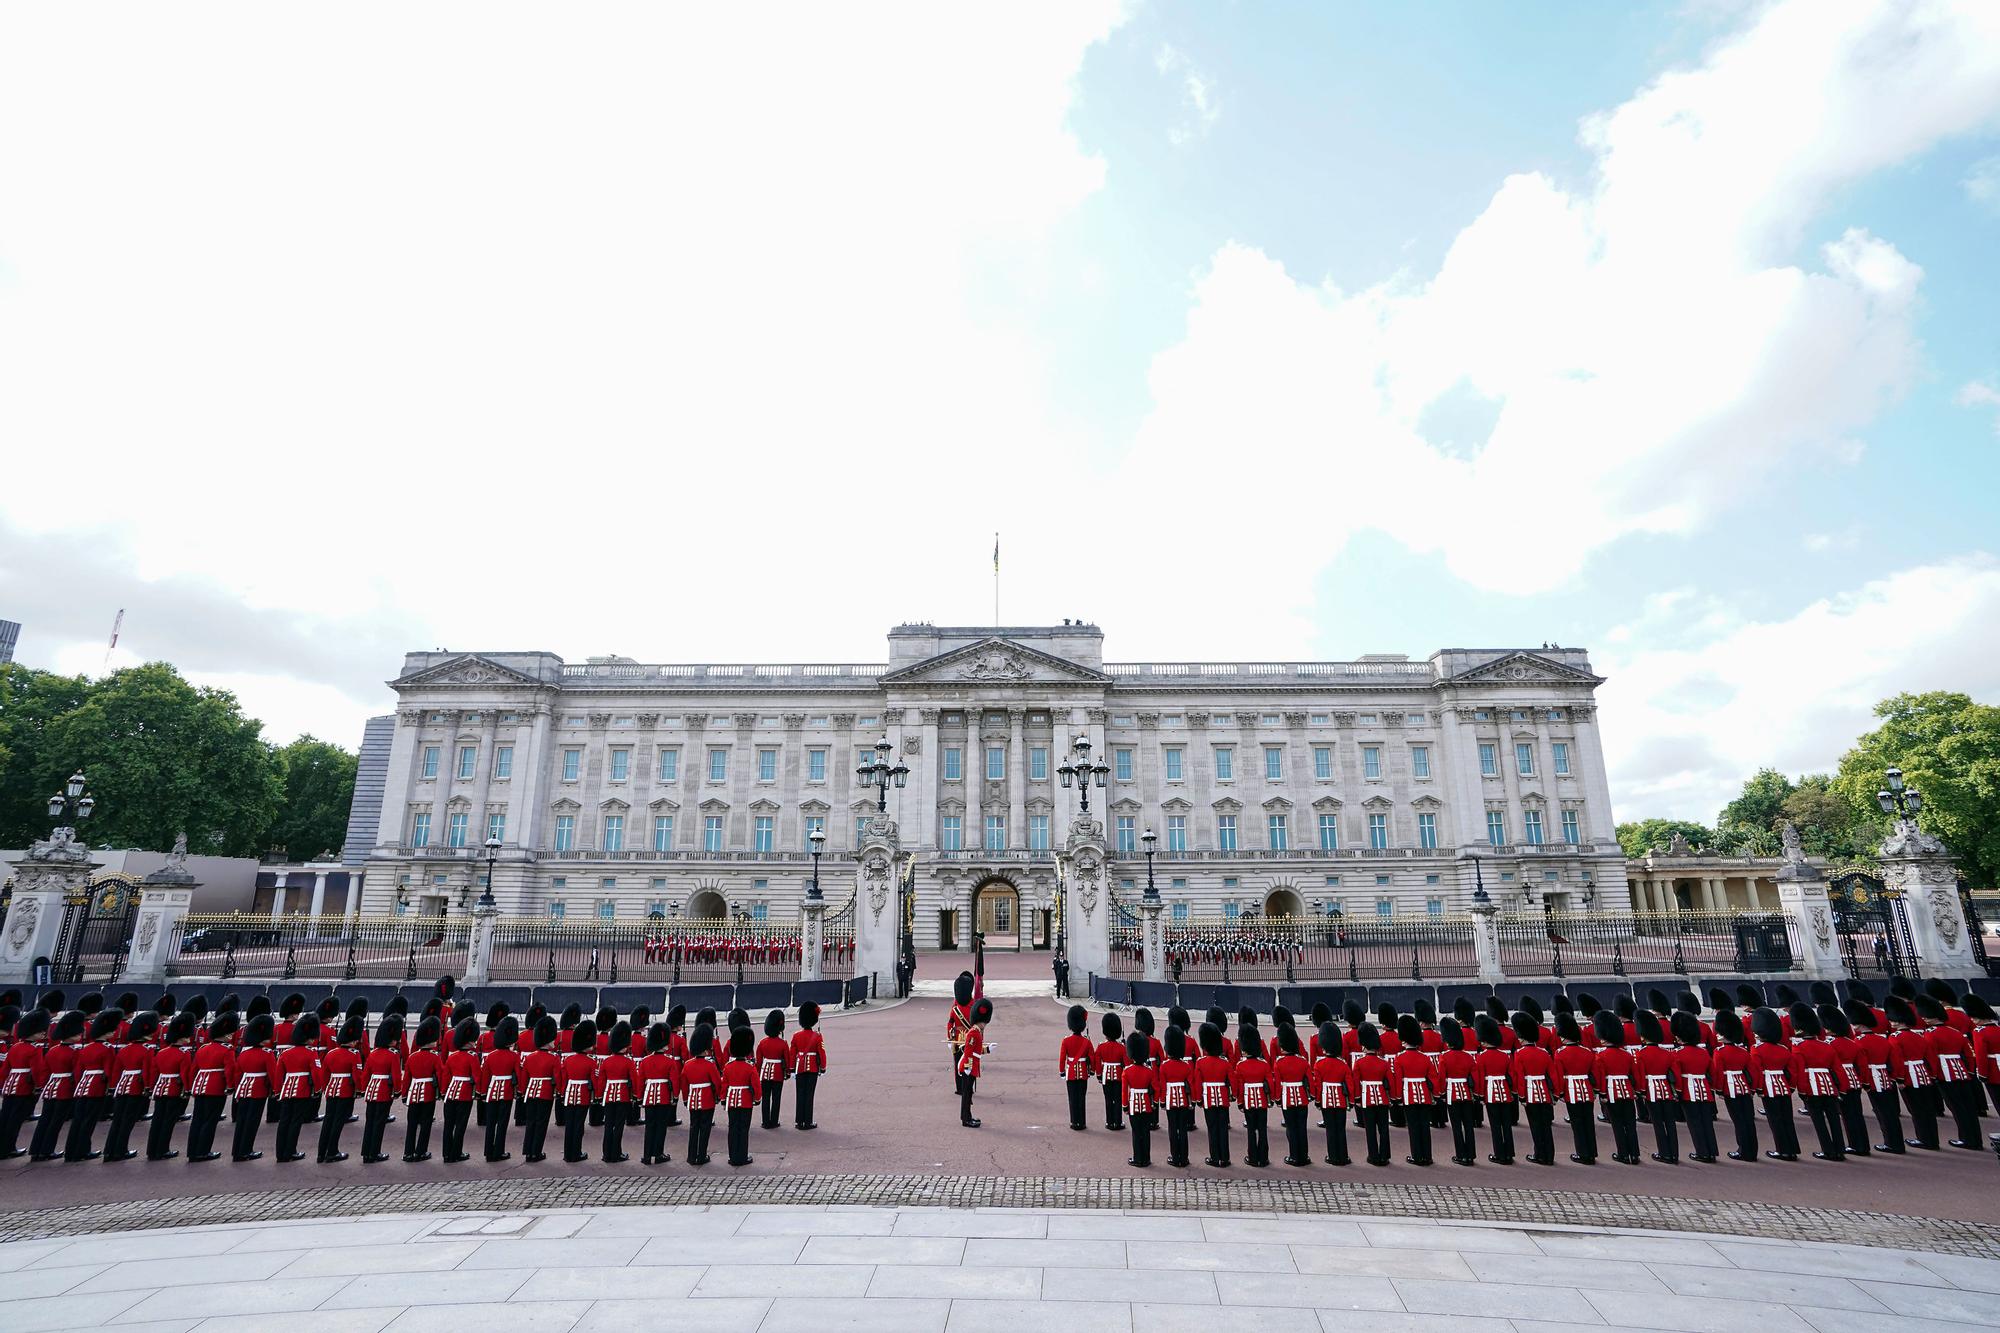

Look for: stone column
[1773,860,1844,980]
[852,815,903,998]
[309,871,328,917]
[800,895,827,983]
[1060,817,1111,984]
[1877,821,1978,974]
[125,853,200,986]
[1141,897,1165,982]
[1007,708,1026,851]
[464,898,498,986]
[345,873,364,927]
[1,835,101,985]
[1470,899,1504,982]
[965,705,984,853]
[916,708,940,852]
[270,872,289,923]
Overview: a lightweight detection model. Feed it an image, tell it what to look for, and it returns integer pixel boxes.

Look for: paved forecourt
[4,1203,2000,1333]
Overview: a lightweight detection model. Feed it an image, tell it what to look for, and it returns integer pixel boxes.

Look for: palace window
[754,816,775,852]
[1478,743,1498,777]
[1268,814,1289,851]
[1166,815,1187,852]
[808,748,827,782]
[1114,748,1134,782]
[598,899,616,922]
[940,815,963,851]
[1115,816,1136,853]
[1029,746,1049,781]
[1164,747,1184,781]
[1314,746,1333,780]
[603,815,624,852]
[610,749,630,782]
[984,815,1006,851]
[1516,743,1535,777]
[854,815,870,846]
[1213,746,1234,780]
[1561,809,1581,845]
[1427,897,1444,917]
[1172,901,1188,924]
[1362,746,1382,780]
[554,815,576,853]
[1217,815,1238,851]
[943,747,963,781]
[1523,810,1545,845]
[1029,814,1051,851]
[1367,813,1388,849]
[1486,811,1505,847]
[758,749,778,782]
[804,814,825,848]
[654,815,674,852]
[1264,746,1283,780]
[1376,898,1393,918]
[421,746,440,780]
[411,812,431,848]
[457,746,477,780]
[562,749,582,782]
[703,816,723,852]
[1318,813,1338,850]
[707,748,728,781]
[1552,742,1571,776]
[1224,901,1240,922]
[1417,811,1437,849]
[548,900,566,920]
[486,812,506,843]
[657,748,678,781]
[494,746,514,779]
[986,746,1005,781]
[1411,745,1430,779]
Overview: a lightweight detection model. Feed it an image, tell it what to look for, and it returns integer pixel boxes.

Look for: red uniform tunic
[1826,1033,1865,1094]
[1927,1024,1976,1085]
[1390,1048,1439,1107]
[1158,1055,1195,1113]
[1973,1022,2000,1086]
[1553,1044,1597,1104]
[1058,1033,1096,1082]
[478,1046,519,1104]
[232,1046,277,1101]
[1437,1047,1477,1105]
[1634,1044,1679,1106]
[1094,1039,1126,1093]
[111,1040,154,1098]
[719,1056,762,1110]
[1670,1044,1714,1105]
[73,1040,112,1101]
[597,1051,637,1105]
[789,1028,826,1076]
[361,1047,403,1102]
[754,1036,790,1088]
[680,1055,720,1111]
[1192,1053,1235,1109]
[274,1044,324,1101]
[404,1048,444,1104]
[1709,1043,1755,1099]
[150,1044,190,1098]
[1853,1029,1896,1094]
[1,1040,48,1097]
[636,1051,677,1106]
[1788,1037,1844,1098]
[442,1048,480,1104]
[1750,1040,1795,1098]
[1509,1044,1554,1105]
[1271,1052,1312,1111]
[1348,1051,1392,1109]
[1120,1061,1156,1117]
[557,1051,596,1107]
[1592,1047,1636,1102]
[321,1047,360,1101]
[1889,1028,1935,1089]
[1473,1047,1515,1105]
[1231,1055,1273,1111]
[41,1042,80,1103]
[1309,1054,1350,1110]
[520,1048,559,1103]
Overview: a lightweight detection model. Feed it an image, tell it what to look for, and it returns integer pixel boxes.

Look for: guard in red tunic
[1916,994,1983,1148]
[103,1009,160,1162]
[1472,1015,1515,1165]
[754,1010,789,1130]
[476,1015,519,1162]
[638,1021,677,1164]
[1816,1003,1870,1157]
[1886,995,1941,1150]
[1271,1023,1311,1167]
[1308,1020,1351,1166]
[29,1008,82,1161]
[1708,1008,1758,1160]
[1095,1012,1126,1132]
[228,1013,277,1162]
[1508,1011,1555,1165]
[957,997,992,1130]
[1844,1000,1902,1152]
[1966,994,2000,1118]
[272,1013,325,1162]
[1118,1030,1154,1167]
[0,1009,50,1159]
[1669,1011,1718,1163]
[1231,1025,1274,1167]
[947,972,975,1099]
[439,1017,481,1163]
[1057,1005,1096,1132]
[1633,1008,1680,1164]
[789,1002,827,1130]
[62,1009,120,1161]
[1749,1006,1801,1161]
[145,1013,193,1161]
[1346,1022,1391,1166]
[720,1025,763,1163]
[1388,1016,1437,1166]
[1787,1003,1846,1161]
[402,1015,445,1162]
[1193,1022,1235,1166]
[360,1014,405,1164]
[1437,1017,1479,1165]
[661,1006,688,1129]
[1158,1024,1196,1169]
[681,1023,721,1166]
[317,1017,364,1163]
[598,1020,636,1163]
[557,1018,597,1164]
[516,1016,558,1163]
[1552,1012,1598,1164]
[1591,1010,1639,1164]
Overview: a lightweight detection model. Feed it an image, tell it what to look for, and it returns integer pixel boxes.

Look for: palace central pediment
[879,637,1110,687]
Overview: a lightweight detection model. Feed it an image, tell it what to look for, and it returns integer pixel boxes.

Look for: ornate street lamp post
[1876,765,1924,828]
[1140,826,1160,905]
[855,739,909,814]
[479,836,501,911]
[46,770,96,842]
[806,825,827,902]
[1056,737,1109,815]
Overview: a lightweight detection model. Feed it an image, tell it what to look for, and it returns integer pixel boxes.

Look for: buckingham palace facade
[359,623,1627,946]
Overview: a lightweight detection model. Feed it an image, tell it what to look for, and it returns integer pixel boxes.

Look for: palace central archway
[686,889,727,920]
[1262,887,1304,920]
[971,878,1021,951]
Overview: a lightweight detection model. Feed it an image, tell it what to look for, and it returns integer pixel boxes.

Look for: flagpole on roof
[992,532,999,628]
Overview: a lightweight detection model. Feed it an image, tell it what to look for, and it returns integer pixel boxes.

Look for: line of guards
[0,984,829,1171]
[1056,978,2000,1169]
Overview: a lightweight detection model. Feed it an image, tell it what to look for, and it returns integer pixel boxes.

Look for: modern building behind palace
[357,623,1629,945]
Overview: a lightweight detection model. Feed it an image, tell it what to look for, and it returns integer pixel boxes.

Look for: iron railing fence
[1496,910,1803,979]
[1109,916,1480,983]
[167,913,471,982]
[487,918,808,985]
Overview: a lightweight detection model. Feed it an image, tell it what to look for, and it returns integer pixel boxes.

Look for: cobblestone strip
[2,1174,1992,1257]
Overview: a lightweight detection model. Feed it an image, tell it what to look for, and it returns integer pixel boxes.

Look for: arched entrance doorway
[1262,888,1303,921]
[686,889,727,920]
[971,878,1022,951]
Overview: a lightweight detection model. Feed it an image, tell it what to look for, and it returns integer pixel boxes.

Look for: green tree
[1778,773,1872,861]
[42,662,284,857]
[266,736,359,862]
[0,663,95,847]
[1833,691,2000,890]
[1717,767,1795,836]
[1615,818,1713,860]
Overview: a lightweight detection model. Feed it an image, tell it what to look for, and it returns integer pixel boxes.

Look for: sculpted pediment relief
[648,798,680,813]
[1446,651,1601,686]
[394,654,547,689]
[879,637,1110,687]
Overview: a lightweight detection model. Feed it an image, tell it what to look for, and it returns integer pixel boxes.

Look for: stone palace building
[359,623,1628,948]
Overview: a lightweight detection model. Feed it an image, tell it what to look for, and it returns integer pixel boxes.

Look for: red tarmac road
[5,950,1997,1226]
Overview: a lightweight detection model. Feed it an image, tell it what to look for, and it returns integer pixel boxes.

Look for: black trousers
[1942,1081,1984,1145]
[1837,1091,1871,1155]
[1721,1094,1758,1158]
[361,1100,393,1159]
[1683,1099,1719,1159]
[104,1093,149,1159]
[960,1076,978,1125]
[643,1104,673,1161]
[1802,1094,1845,1158]
[1101,1080,1123,1130]
[601,1104,627,1160]
[663,1087,680,1127]
[1522,1102,1555,1163]
[521,1099,553,1159]
[794,1072,819,1127]
[230,1098,267,1159]
[29,1099,71,1159]
[1242,1107,1270,1166]
[1564,1101,1598,1162]
[442,1100,473,1160]
[1865,1087,1905,1150]
[760,1080,783,1129]
[274,1097,314,1158]
[1320,1107,1350,1165]
[1446,1101,1479,1163]
[686,1107,714,1163]
[484,1100,512,1160]
[404,1102,436,1159]
[1761,1094,1801,1157]
[1166,1105,1192,1166]
[1281,1105,1310,1164]
[1202,1105,1231,1164]
[1403,1104,1432,1164]
[1902,1084,1940,1149]
[0,1093,35,1155]
[1485,1101,1517,1163]
[142,1095,184,1159]
[1358,1106,1391,1164]
[1603,1100,1639,1161]
[1129,1114,1151,1165]
[726,1105,753,1164]
[1646,1099,1680,1161]
[562,1102,589,1161]
[63,1096,106,1160]
[318,1097,353,1159]
[1066,1079,1088,1130]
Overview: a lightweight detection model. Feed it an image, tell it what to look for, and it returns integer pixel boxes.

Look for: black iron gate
[1960,879,1997,977]
[51,878,140,985]
[1830,870,1919,980]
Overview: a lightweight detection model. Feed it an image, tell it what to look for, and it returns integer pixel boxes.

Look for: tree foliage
[0,661,352,860]
[1615,818,1713,859]
[266,736,360,862]
[1716,767,1794,837]
[1833,691,2000,890]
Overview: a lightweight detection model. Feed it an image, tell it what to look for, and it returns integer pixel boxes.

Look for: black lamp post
[1141,826,1160,905]
[1056,737,1109,815]
[1876,765,1924,826]
[1469,854,1491,906]
[856,739,909,813]
[46,769,96,837]
[807,826,827,902]
[479,836,500,910]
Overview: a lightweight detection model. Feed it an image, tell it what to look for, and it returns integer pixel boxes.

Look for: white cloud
[1124,0,2000,601]
[1966,154,2000,213]
[1958,379,2000,433]
[1596,553,2000,822]
[1155,43,1221,146]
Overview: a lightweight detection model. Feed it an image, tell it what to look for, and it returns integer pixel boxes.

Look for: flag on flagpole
[992,533,999,572]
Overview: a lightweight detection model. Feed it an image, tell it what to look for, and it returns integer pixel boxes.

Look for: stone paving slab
[2,1205,1998,1333]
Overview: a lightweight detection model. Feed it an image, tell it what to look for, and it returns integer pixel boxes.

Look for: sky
[2,1,1998,827]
